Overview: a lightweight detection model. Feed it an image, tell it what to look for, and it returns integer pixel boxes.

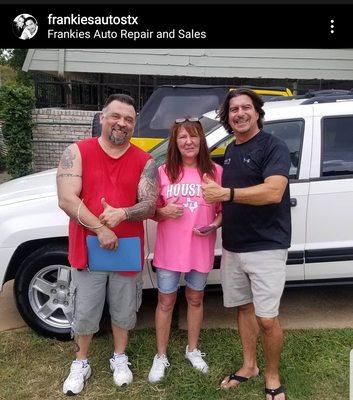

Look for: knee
[257,317,277,334]
[185,290,203,308]
[237,302,255,314]
[158,293,176,313]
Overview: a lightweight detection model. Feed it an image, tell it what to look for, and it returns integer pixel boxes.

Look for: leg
[185,286,204,350]
[107,272,142,387]
[257,317,285,400]
[148,269,179,383]
[246,249,287,400]
[238,303,260,373]
[111,323,128,354]
[183,270,208,351]
[154,268,181,356]
[63,269,107,395]
[220,249,260,389]
[221,302,260,389]
[75,334,93,360]
[184,285,208,373]
[155,291,178,355]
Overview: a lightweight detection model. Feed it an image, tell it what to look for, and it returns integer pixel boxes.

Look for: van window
[321,116,353,177]
[211,119,303,179]
[264,119,304,180]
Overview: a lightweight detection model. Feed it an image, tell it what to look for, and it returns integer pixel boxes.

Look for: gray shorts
[221,248,287,318]
[70,268,143,335]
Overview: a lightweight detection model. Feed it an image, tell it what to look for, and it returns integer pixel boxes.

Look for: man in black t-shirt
[202,89,290,400]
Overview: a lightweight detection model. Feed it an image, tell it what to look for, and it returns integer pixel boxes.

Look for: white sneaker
[109,354,133,387]
[185,345,209,373]
[148,354,170,383]
[63,360,91,395]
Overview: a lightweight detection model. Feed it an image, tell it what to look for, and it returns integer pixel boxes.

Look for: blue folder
[86,236,142,272]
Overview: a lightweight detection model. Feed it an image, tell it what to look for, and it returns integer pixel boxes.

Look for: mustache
[112,127,128,134]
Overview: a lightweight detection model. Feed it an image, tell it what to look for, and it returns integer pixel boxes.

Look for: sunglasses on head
[175,117,200,124]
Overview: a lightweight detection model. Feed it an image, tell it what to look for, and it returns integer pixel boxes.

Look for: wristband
[228,187,234,203]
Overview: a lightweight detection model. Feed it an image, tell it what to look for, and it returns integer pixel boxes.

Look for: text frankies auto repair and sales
[47,13,207,40]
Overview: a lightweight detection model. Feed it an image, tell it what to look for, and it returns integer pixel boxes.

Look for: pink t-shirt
[153,164,222,273]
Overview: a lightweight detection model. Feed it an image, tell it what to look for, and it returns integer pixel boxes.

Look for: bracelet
[228,188,235,203]
[77,198,104,230]
[122,207,130,220]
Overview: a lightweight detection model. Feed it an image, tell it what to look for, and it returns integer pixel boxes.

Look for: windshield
[149,115,222,167]
[150,95,219,130]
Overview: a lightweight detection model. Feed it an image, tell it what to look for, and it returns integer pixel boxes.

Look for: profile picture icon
[13,14,38,40]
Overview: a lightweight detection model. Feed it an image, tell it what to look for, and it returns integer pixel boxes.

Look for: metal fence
[34,81,155,111]
[34,76,353,112]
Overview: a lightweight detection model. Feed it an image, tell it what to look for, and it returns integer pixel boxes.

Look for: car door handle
[290,198,297,207]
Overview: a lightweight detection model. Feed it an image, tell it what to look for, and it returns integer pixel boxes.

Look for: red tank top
[68,138,151,272]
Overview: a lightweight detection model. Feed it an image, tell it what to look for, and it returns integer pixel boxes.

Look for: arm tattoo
[57,173,82,179]
[59,147,76,170]
[124,159,158,221]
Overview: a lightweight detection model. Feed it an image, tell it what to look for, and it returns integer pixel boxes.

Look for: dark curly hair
[218,88,265,133]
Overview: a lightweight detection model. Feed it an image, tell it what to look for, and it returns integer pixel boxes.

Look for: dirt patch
[0,171,12,184]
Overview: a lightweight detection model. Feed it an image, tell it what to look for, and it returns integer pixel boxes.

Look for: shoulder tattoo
[60,147,76,170]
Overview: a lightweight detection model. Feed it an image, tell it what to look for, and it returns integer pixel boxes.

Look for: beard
[108,129,128,145]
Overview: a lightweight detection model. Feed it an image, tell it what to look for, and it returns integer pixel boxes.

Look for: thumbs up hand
[160,197,184,219]
[202,173,213,184]
[99,197,127,228]
[202,173,227,204]
[101,197,109,210]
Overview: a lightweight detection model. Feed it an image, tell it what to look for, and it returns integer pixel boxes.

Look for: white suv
[1,92,353,339]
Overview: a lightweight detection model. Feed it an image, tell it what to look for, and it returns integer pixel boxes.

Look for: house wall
[23,48,353,80]
[32,108,96,172]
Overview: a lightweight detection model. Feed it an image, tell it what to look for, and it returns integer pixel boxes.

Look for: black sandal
[228,374,249,383]
[221,371,260,389]
[265,385,285,399]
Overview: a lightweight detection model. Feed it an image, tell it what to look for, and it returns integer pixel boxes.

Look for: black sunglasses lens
[175,117,199,123]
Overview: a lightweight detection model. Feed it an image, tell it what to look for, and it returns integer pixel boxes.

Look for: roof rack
[267,89,353,104]
[301,94,353,104]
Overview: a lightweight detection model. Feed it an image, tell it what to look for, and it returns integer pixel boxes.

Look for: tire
[14,243,72,340]
[91,112,101,137]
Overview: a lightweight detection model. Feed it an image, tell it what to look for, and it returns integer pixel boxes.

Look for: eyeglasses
[175,117,200,124]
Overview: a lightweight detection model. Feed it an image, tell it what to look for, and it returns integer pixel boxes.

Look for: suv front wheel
[14,244,72,340]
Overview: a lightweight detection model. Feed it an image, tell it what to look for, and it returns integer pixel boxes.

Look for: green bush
[0,153,6,171]
[0,85,35,177]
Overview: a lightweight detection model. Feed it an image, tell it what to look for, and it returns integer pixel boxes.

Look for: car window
[264,119,304,180]
[209,119,304,180]
[210,136,234,166]
[150,95,220,130]
[321,116,353,177]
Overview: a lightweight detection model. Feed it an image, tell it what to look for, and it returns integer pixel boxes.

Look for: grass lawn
[0,328,351,400]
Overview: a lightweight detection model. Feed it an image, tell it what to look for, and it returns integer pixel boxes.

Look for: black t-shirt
[221,130,291,252]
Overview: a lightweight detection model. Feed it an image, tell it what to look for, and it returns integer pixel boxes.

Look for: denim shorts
[156,268,208,294]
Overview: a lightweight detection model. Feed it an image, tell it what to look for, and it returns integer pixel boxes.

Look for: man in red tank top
[57,94,158,396]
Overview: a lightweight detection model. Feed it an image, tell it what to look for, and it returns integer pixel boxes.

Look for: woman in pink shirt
[148,117,222,383]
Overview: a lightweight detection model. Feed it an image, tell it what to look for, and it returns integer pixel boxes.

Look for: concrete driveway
[1,279,353,333]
